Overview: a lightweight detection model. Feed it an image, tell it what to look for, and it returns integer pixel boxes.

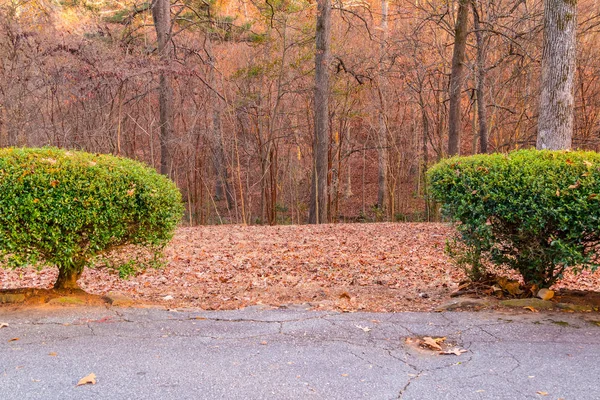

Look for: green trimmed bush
[0,147,184,289]
[428,149,600,288]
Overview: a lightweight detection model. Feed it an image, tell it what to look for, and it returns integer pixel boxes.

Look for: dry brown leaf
[537,289,554,301]
[536,391,549,396]
[422,336,444,351]
[77,373,96,386]
[440,347,468,356]
[568,181,581,189]
[524,306,539,312]
[0,322,8,328]
[8,338,19,342]
[497,277,524,295]
[339,292,351,300]
[48,352,58,357]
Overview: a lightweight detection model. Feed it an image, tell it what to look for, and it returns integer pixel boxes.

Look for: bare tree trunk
[344,124,353,198]
[376,0,389,216]
[152,0,174,176]
[309,0,331,224]
[448,0,470,156]
[537,0,577,150]
[472,0,488,153]
[206,35,233,207]
[419,92,430,221]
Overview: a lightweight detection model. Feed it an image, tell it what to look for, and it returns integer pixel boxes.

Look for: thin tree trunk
[419,92,430,221]
[152,0,174,176]
[448,0,470,156]
[537,0,577,150]
[472,0,488,153]
[309,0,331,224]
[376,0,389,215]
[206,35,233,206]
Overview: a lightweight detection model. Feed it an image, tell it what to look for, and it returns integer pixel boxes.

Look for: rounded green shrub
[428,149,600,288]
[0,147,184,289]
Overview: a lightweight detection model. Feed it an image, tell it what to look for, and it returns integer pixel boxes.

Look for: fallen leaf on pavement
[355,325,371,332]
[440,347,468,356]
[48,352,58,357]
[536,391,548,396]
[524,306,539,312]
[8,338,19,342]
[422,336,445,351]
[0,323,8,328]
[77,373,96,386]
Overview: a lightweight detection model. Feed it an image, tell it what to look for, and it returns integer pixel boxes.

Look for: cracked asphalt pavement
[1,306,599,399]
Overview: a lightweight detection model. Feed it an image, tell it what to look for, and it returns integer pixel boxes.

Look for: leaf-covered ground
[1,223,599,311]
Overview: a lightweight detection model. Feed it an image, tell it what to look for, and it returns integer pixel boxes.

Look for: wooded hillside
[1,0,599,224]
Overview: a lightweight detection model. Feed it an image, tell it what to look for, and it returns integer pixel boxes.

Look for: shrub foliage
[428,149,600,288]
[0,147,183,289]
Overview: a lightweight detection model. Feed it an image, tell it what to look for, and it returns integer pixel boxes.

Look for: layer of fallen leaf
[1,223,599,312]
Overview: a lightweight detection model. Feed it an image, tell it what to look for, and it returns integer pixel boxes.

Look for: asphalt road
[0,305,599,399]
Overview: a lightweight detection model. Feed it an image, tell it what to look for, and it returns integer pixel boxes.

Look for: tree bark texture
[152,0,174,176]
[308,0,331,224]
[54,265,84,290]
[448,0,470,156]
[472,0,489,153]
[537,0,577,150]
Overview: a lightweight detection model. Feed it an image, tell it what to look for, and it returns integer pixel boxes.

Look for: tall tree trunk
[448,0,470,156]
[308,0,331,224]
[537,0,577,150]
[419,92,430,221]
[152,0,174,176]
[206,34,233,207]
[472,0,488,153]
[344,124,353,198]
[376,0,389,216]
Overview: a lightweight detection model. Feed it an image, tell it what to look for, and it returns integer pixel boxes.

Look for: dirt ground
[1,223,599,312]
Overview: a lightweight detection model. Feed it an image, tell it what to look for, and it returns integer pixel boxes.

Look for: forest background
[1,0,599,226]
